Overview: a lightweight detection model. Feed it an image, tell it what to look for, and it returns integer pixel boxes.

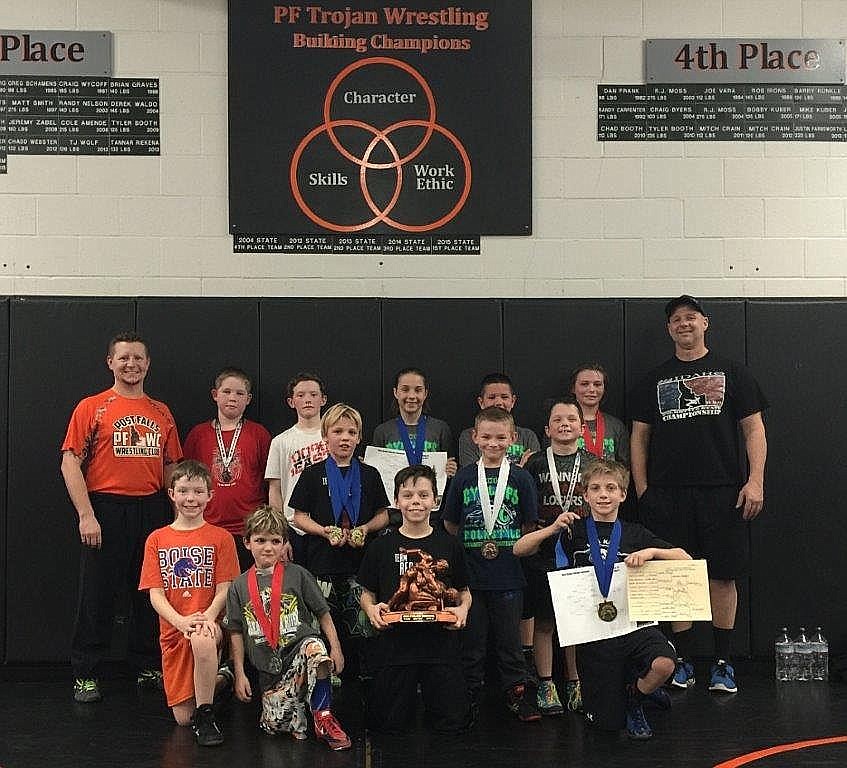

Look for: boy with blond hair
[138,460,240,746]
[515,459,690,739]
[291,403,390,676]
[226,505,350,749]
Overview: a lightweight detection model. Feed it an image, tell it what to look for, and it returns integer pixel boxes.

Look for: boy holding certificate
[514,459,690,740]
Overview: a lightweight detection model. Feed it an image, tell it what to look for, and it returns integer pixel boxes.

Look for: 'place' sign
[0,31,112,76]
[647,39,845,84]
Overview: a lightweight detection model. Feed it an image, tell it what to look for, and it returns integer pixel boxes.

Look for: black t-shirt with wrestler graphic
[629,352,768,486]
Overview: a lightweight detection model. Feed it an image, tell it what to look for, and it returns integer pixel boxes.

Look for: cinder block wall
[1,0,846,297]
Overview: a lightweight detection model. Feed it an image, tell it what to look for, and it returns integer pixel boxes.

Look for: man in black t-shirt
[629,296,768,695]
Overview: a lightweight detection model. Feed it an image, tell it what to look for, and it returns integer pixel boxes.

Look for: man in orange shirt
[61,332,183,703]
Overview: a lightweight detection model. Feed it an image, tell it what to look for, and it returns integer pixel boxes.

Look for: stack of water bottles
[775,627,828,681]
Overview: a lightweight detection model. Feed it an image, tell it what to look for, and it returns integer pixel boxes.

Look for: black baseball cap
[665,295,705,319]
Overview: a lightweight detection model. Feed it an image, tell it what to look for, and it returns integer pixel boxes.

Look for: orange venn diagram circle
[290,57,472,233]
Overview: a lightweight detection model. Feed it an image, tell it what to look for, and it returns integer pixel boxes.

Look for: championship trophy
[383,548,460,624]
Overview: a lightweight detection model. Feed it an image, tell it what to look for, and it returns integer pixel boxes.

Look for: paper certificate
[626,559,712,622]
[364,446,448,510]
[547,564,651,646]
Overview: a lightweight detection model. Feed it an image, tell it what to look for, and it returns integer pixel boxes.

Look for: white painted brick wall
[0,0,845,297]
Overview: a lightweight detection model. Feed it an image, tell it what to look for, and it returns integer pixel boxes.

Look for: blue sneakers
[625,686,652,740]
[709,660,738,693]
[671,659,695,689]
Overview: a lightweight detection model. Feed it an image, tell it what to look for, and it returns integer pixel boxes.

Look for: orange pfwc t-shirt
[139,523,240,706]
[61,388,183,496]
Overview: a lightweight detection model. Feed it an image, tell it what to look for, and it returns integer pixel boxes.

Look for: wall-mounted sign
[0,31,112,76]
[228,1,531,249]
[0,76,159,173]
[646,39,844,84]
[598,84,847,142]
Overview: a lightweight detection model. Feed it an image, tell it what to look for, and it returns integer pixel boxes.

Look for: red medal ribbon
[247,561,284,649]
[581,410,606,458]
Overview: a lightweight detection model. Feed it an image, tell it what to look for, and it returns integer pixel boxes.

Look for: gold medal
[327,526,344,546]
[597,600,617,622]
[480,540,499,560]
[349,526,366,547]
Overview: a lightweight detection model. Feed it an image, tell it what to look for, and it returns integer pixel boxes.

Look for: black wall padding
[136,299,261,440]
[747,301,847,656]
[258,299,382,439]
[381,299,502,445]
[1,296,836,663]
[504,299,625,439]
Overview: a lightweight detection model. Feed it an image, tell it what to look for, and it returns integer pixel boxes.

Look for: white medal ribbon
[477,458,510,536]
[546,447,580,514]
[214,418,243,476]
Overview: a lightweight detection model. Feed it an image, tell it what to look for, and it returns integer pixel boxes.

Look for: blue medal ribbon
[586,516,622,599]
[396,415,427,465]
[554,538,570,569]
[325,456,362,527]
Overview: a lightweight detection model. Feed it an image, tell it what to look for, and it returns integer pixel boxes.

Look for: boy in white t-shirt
[265,373,328,563]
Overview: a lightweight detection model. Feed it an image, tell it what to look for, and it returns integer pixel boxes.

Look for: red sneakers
[313,709,351,750]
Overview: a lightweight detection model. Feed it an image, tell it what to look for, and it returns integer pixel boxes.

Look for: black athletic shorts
[637,485,748,580]
[577,626,675,730]
[522,562,555,624]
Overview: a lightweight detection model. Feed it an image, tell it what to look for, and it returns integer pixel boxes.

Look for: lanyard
[397,415,427,465]
[477,459,509,536]
[581,411,606,458]
[326,456,361,526]
[246,562,284,649]
[545,447,580,514]
[586,516,621,599]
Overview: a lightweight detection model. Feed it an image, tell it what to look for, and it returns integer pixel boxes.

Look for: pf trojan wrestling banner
[228,2,531,246]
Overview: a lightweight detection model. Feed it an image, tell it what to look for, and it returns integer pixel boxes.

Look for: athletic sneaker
[565,680,583,712]
[73,678,102,703]
[191,703,224,747]
[536,680,564,715]
[709,660,738,693]
[136,669,164,691]
[644,686,672,710]
[313,709,352,750]
[671,659,695,689]
[506,683,541,722]
[625,686,652,740]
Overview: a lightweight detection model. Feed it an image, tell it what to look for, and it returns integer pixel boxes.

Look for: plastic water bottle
[794,627,812,681]
[811,627,829,681]
[774,627,794,681]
